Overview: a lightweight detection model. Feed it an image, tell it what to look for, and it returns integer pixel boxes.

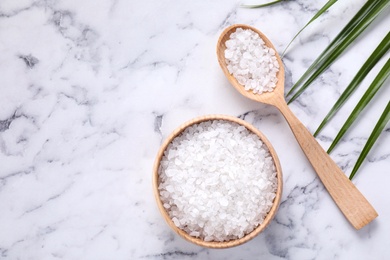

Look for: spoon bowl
[217,24,378,230]
[217,24,285,105]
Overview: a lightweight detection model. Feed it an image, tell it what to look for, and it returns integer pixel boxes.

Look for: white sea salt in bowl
[153,115,283,248]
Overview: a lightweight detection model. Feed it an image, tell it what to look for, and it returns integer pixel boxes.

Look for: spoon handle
[275,100,378,229]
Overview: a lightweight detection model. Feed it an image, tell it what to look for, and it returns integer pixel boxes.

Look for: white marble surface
[0,0,389,259]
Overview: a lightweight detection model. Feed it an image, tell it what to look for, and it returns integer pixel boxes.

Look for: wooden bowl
[152,114,283,248]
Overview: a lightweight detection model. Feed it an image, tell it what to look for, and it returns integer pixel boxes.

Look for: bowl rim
[152,114,283,248]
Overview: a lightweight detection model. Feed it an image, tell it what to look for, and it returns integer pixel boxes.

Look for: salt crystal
[174,158,182,166]
[172,217,180,227]
[204,236,213,242]
[190,231,200,237]
[219,198,229,207]
[225,50,234,59]
[165,185,174,192]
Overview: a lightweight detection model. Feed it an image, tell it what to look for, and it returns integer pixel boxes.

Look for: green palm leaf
[286,0,390,100]
[241,0,285,8]
[314,32,390,137]
[286,0,384,97]
[327,58,390,153]
[349,101,390,180]
[282,0,338,56]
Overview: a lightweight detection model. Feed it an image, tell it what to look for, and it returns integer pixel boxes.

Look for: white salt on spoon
[224,28,279,94]
[216,24,377,230]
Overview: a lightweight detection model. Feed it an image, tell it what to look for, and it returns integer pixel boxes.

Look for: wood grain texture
[152,115,283,248]
[216,24,378,230]
[276,101,378,229]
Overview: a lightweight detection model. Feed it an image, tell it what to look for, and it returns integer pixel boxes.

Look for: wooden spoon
[217,24,378,230]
